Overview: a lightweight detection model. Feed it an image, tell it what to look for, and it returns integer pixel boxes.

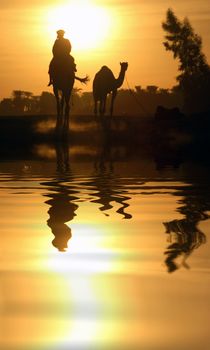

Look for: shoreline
[0,113,209,166]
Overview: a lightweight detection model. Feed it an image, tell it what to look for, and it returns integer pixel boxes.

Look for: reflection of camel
[91,142,132,219]
[55,141,70,173]
[163,193,209,273]
[52,59,88,136]
[93,62,128,116]
[92,180,132,219]
[42,142,78,251]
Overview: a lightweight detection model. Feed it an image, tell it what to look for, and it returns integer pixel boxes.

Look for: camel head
[120,62,128,72]
[114,62,128,88]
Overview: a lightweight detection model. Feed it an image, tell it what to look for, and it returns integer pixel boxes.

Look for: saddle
[50,55,77,80]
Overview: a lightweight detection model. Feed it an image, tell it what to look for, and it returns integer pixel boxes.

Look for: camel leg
[99,99,103,116]
[53,87,60,116]
[60,93,65,125]
[102,95,107,115]
[63,92,71,135]
[58,93,65,132]
[99,97,106,116]
[110,90,117,116]
[53,87,62,132]
[94,97,98,115]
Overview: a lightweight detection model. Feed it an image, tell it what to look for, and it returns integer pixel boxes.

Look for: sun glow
[47,0,112,51]
[47,223,113,273]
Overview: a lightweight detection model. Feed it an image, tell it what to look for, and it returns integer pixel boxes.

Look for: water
[1,143,210,350]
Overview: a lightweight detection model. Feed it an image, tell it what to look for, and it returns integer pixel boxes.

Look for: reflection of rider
[48,29,77,86]
[46,194,78,252]
[43,142,79,252]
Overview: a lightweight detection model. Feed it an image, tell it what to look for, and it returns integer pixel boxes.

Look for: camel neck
[116,69,126,88]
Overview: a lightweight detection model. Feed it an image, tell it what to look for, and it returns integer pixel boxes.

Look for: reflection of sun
[46,223,111,346]
[47,0,112,51]
[47,223,113,273]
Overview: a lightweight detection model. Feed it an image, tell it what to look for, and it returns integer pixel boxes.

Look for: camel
[93,62,128,116]
[52,57,88,136]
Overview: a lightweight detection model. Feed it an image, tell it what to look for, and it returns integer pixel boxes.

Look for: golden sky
[1,0,210,99]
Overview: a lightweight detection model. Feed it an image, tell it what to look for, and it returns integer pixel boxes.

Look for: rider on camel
[48,29,77,86]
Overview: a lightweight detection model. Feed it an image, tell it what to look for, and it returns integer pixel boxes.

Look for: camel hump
[99,66,115,80]
[93,65,115,90]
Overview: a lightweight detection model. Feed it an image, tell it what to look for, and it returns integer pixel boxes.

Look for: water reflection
[163,185,210,272]
[91,178,132,219]
[42,142,78,252]
[41,141,134,252]
[91,169,132,220]
[2,142,210,348]
[91,138,132,219]
[38,141,210,270]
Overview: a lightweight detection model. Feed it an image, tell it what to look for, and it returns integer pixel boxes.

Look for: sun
[47,0,112,51]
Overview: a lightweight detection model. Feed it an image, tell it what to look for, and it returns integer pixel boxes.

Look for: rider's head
[57,29,65,39]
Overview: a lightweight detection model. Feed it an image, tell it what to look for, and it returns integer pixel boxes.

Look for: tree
[12,90,25,114]
[146,85,158,94]
[0,98,14,115]
[162,8,210,113]
[39,92,56,115]
[23,91,33,113]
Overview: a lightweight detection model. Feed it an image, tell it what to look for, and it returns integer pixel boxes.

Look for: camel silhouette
[93,62,128,116]
[52,58,88,136]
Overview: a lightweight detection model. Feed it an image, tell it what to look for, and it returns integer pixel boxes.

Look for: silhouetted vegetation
[0,85,184,117]
[163,183,210,273]
[162,8,210,113]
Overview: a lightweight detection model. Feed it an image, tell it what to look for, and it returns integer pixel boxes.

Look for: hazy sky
[1,0,210,99]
